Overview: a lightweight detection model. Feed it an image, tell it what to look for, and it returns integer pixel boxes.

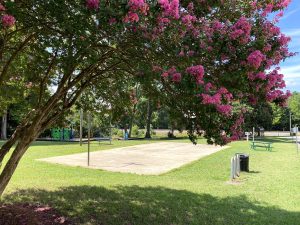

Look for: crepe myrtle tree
[146,0,293,143]
[0,0,293,195]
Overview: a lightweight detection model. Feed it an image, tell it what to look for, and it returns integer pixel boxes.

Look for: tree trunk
[1,110,7,140]
[0,134,34,196]
[128,104,137,138]
[145,99,152,139]
[0,124,27,169]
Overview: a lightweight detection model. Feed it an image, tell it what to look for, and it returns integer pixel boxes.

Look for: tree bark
[128,104,137,138]
[0,77,92,196]
[1,110,7,140]
[145,99,152,139]
[0,127,21,167]
[0,109,60,196]
[0,133,34,196]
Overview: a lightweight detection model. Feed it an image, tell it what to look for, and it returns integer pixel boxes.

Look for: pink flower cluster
[247,50,266,69]
[128,0,149,15]
[216,105,232,116]
[161,66,182,83]
[158,0,180,19]
[1,14,15,28]
[86,0,99,10]
[0,2,15,28]
[230,17,252,44]
[247,72,266,81]
[186,65,205,85]
[201,93,221,105]
[172,72,182,82]
[266,69,286,90]
[277,0,291,8]
[201,87,233,116]
[181,14,197,26]
[0,4,5,11]
[124,0,149,23]
[124,11,139,23]
[230,114,245,141]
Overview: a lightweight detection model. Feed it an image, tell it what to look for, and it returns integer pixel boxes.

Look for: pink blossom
[187,2,194,11]
[172,72,182,82]
[263,44,272,52]
[152,65,163,72]
[181,14,196,25]
[250,1,257,9]
[128,0,149,15]
[207,46,213,52]
[128,0,145,10]
[230,17,252,44]
[1,15,15,28]
[109,18,117,25]
[0,4,5,11]
[161,72,169,78]
[276,0,291,8]
[230,114,245,141]
[262,4,273,17]
[247,72,255,81]
[249,96,258,105]
[123,12,139,23]
[186,65,205,85]
[178,50,185,57]
[201,93,221,105]
[204,83,213,92]
[86,0,99,10]
[167,66,177,74]
[256,72,266,80]
[158,0,180,19]
[216,104,232,116]
[278,34,291,46]
[158,17,170,25]
[247,50,265,69]
[212,20,223,30]
[187,50,195,57]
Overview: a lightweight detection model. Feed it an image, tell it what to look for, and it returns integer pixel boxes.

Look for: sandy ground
[38,142,228,175]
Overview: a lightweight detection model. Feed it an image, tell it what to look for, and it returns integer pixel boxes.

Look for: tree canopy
[0,0,293,195]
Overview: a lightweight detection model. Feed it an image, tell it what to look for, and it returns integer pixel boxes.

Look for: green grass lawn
[1,137,300,225]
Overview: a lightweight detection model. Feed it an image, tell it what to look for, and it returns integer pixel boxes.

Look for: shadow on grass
[248,170,261,174]
[3,185,299,225]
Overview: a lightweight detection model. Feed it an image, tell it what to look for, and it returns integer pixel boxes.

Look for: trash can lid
[235,153,249,157]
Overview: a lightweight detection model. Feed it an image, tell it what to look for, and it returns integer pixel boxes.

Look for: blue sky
[276,0,300,92]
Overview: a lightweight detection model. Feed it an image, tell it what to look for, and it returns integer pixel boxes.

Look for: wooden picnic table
[250,141,273,151]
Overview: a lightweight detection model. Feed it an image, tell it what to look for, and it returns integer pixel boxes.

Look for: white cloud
[283,29,300,37]
[285,78,300,92]
[281,8,300,20]
[280,65,300,75]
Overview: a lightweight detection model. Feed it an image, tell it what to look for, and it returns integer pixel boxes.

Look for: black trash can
[236,153,249,172]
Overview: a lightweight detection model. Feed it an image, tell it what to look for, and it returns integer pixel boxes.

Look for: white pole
[87,112,91,166]
[236,155,240,177]
[230,157,235,180]
[253,127,255,142]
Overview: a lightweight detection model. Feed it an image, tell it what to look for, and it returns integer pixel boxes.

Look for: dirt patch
[0,203,73,225]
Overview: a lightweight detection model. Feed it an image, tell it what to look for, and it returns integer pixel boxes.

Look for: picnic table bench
[250,141,273,151]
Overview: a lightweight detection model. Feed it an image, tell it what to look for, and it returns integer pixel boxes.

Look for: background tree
[244,102,273,135]
[288,92,300,126]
